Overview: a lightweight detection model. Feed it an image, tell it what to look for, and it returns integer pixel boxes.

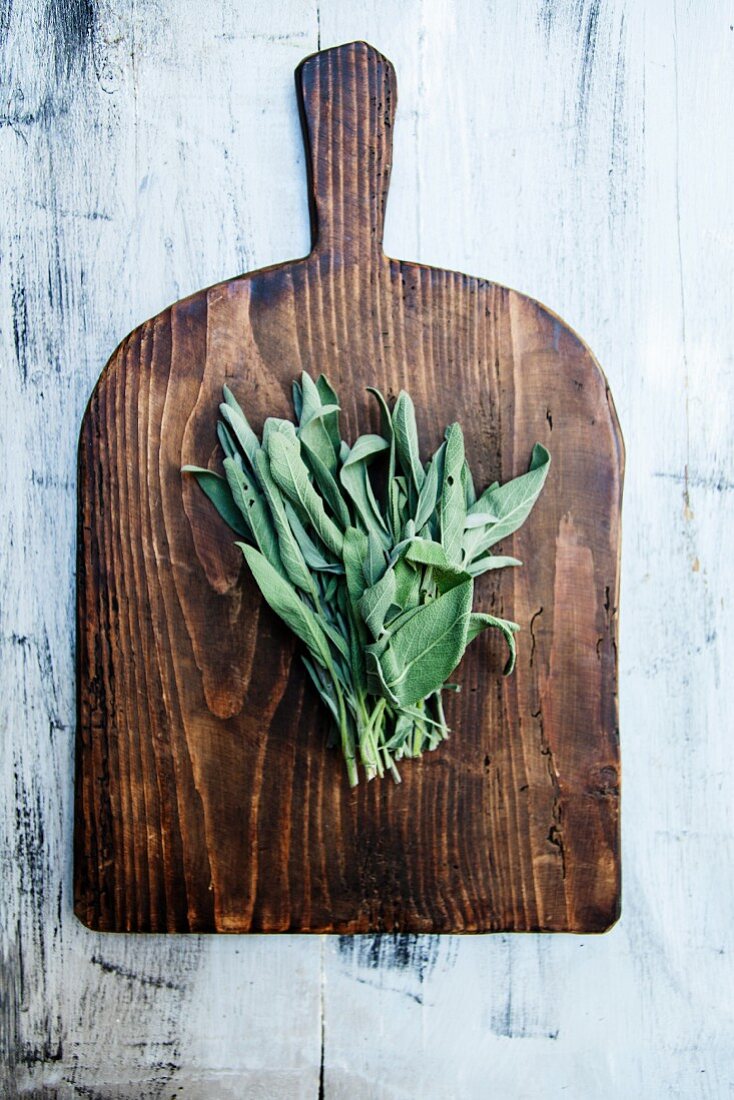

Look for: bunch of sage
[183,374,550,786]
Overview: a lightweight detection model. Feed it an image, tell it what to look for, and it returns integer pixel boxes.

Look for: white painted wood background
[1,0,732,1095]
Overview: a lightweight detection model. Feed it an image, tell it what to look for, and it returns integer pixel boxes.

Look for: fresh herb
[183,375,550,786]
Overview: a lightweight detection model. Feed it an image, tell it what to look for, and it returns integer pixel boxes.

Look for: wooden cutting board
[74,41,623,934]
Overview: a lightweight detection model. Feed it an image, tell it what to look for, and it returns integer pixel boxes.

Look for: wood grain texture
[75,40,622,935]
[5,1,734,1095]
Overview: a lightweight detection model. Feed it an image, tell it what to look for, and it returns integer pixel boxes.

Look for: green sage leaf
[414,442,444,532]
[254,449,316,595]
[342,526,369,610]
[359,567,398,639]
[403,538,472,593]
[301,443,351,528]
[217,421,237,460]
[302,655,340,724]
[342,434,390,467]
[389,475,409,537]
[465,443,550,560]
[285,503,343,573]
[467,554,522,577]
[466,612,519,674]
[392,390,425,500]
[340,457,390,544]
[299,372,324,423]
[464,511,500,529]
[292,379,303,422]
[220,395,261,470]
[439,422,466,565]
[262,416,298,450]
[298,404,341,474]
[267,433,344,558]
[316,373,339,405]
[363,528,387,586]
[392,556,421,611]
[367,579,473,706]
[301,373,341,456]
[238,543,332,668]
[181,466,250,537]
[462,459,477,508]
[223,457,284,573]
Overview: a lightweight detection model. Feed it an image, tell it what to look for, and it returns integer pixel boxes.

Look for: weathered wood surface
[2,0,733,1095]
[75,40,622,935]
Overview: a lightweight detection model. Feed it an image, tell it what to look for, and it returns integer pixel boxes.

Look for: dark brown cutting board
[74,41,623,934]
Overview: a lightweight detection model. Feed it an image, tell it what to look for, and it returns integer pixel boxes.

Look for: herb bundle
[183,374,550,786]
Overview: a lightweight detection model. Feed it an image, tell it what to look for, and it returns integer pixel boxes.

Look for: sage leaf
[389,474,409,537]
[359,567,398,639]
[466,612,519,674]
[342,526,369,610]
[365,647,401,706]
[299,371,324,424]
[268,433,344,557]
[302,373,341,455]
[217,421,237,460]
[462,459,477,508]
[316,373,339,406]
[181,466,250,537]
[368,579,473,706]
[301,443,351,528]
[340,457,390,544]
[238,543,332,668]
[403,538,471,593]
[254,449,316,595]
[366,386,393,438]
[464,511,500,529]
[220,394,261,469]
[465,443,550,559]
[342,434,390,467]
[298,404,341,474]
[368,386,398,529]
[467,554,522,577]
[414,442,444,532]
[392,390,425,498]
[302,655,340,724]
[392,556,421,611]
[292,379,303,422]
[223,457,284,574]
[319,617,350,662]
[439,422,466,565]
[363,528,387,586]
[285,503,343,573]
[262,416,298,449]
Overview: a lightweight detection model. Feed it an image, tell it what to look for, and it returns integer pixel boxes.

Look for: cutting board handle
[297,41,396,260]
